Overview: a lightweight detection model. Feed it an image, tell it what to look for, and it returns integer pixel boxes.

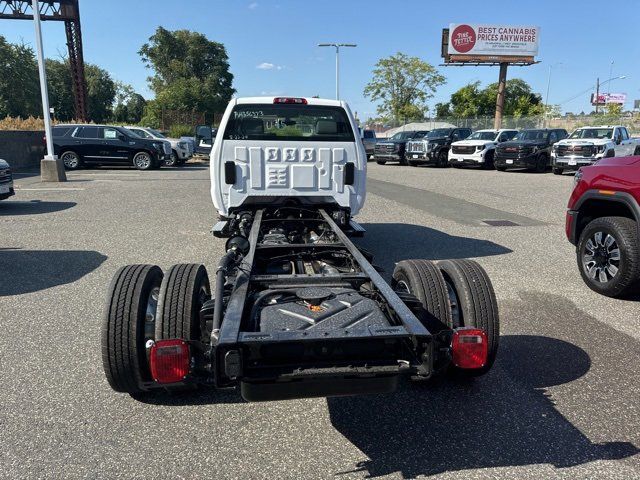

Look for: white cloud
[256,62,283,70]
[248,2,258,9]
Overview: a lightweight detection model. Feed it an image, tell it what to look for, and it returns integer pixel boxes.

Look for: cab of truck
[210,97,366,218]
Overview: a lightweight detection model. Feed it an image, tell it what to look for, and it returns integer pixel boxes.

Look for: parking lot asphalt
[1,162,639,479]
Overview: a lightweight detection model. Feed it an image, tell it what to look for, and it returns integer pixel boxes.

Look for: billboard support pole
[494,62,508,130]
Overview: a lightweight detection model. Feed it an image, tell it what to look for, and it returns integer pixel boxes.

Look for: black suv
[374,130,429,165]
[494,128,568,173]
[52,124,171,170]
[406,127,472,167]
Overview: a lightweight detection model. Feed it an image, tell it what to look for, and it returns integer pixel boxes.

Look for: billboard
[591,93,627,106]
[448,24,540,57]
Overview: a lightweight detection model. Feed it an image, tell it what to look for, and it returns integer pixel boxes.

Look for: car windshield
[389,131,415,140]
[427,129,452,138]
[223,104,355,141]
[412,132,428,139]
[467,131,497,141]
[126,129,142,138]
[149,128,166,138]
[568,128,613,139]
[513,130,548,141]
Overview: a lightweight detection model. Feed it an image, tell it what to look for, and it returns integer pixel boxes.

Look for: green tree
[46,59,75,121]
[139,27,235,119]
[0,36,40,118]
[604,103,622,116]
[363,52,445,122]
[446,79,544,118]
[85,64,116,123]
[434,102,452,117]
[112,81,146,124]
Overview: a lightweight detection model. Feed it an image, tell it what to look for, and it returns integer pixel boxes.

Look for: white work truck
[448,129,518,168]
[551,125,640,175]
[101,96,500,402]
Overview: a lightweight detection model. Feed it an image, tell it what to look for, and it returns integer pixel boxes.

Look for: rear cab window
[223,104,355,142]
[73,126,99,138]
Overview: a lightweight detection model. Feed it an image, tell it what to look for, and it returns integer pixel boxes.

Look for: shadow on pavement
[328,334,638,478]
[0,200,76,216]
[0,249,107,296]
[356,222,511,274]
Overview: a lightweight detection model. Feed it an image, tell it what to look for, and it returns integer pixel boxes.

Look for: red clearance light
[451,328,488,369]
[273,97,308,104]
[150,339,190,384]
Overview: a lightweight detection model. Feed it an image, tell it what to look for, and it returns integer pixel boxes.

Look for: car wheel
[399,153,408,166]
[577,216,640,298]
[535,154,548,173]
[482,150,495,169]
[436,259,499,376]
[164,150,178,167]
[552,167,563,175]
[60,151,82,170]
[101,264,163,394]
[438,150,449,168]
[634,146,640,156]
[495,165,507,172]
[133,151,153,170]
[376,159,387,165]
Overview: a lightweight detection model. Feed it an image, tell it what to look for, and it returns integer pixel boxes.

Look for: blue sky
[2,0,639,118]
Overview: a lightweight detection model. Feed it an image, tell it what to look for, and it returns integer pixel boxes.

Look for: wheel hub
[583,231,620,284]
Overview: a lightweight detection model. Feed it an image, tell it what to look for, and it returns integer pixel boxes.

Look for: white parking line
[15,187,85,191]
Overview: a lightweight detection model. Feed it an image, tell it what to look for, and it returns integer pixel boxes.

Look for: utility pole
[595,77,600,114]
[32,0,66,182]
[318,43,357,100]
[494,62,508,129]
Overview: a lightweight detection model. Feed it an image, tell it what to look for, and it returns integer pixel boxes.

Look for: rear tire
[392,260,452,333]
[437,150,449,168]
[61,151,82,170]
[495,165,507,172]
[552,167,563,175]
[435,259,499,376]
[399,153,408,166]
[156,264,211,342]
[376,159,387,165]
[101,264,163,394]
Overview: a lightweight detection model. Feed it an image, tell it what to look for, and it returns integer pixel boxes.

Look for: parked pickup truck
[495,128,568,173]
[406,128,472,167]
[374,130,429,165]
[552,125,640,175]
[566,154,640,297]
[448,129,518,169]
[101,96,500,402]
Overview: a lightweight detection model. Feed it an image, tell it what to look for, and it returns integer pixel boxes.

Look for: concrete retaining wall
[0,130,45,170]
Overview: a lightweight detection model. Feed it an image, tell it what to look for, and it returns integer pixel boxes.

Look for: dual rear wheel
[392,258,499,376]
[101,263,210,395]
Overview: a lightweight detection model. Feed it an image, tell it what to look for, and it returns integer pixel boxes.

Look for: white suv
[210,96,366,218]
[448,129,518,168]
[125,126,192,167]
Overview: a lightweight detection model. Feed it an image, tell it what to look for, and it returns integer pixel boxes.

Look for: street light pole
[32,0,66,182]
[544,62,562,127]
[318,43,357,100]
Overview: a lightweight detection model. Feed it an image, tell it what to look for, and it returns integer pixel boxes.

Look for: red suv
[566,155,640,297]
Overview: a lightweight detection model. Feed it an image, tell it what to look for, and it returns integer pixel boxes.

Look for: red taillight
[451,328,488,369]
[273,97,307,104]
[149,339,190,384]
